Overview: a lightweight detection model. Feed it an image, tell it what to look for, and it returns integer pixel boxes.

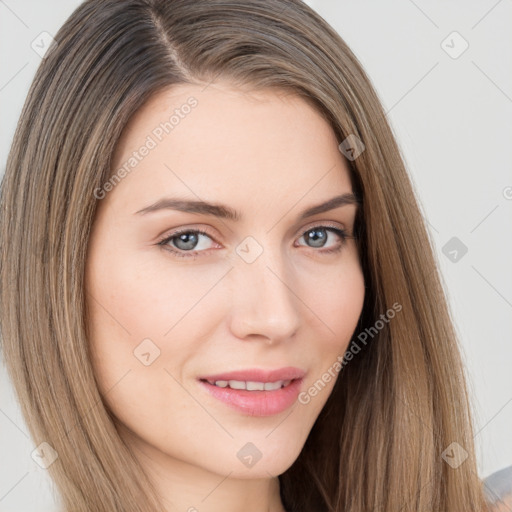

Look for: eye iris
[174,232,199,250]
[306,228,327,248]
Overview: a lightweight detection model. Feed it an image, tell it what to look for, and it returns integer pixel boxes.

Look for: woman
[0,0,490,510]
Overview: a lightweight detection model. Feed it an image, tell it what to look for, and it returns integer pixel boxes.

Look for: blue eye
[157,229,214,259]
[297,226,348,251]
[157,225,352,259]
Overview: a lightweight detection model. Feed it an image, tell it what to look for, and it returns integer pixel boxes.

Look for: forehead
[107,80,353,215]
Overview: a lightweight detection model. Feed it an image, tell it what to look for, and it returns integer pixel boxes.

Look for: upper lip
[199,367,306,383]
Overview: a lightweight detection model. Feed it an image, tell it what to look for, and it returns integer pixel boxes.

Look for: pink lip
[198,367,306,417]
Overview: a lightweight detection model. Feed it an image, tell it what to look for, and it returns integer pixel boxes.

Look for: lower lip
[198,378,303,417]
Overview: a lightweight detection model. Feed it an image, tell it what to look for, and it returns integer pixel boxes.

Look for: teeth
[263,381,280,391]
[247,381,265,391]
[229,380,246,390]
[209,379,292,390]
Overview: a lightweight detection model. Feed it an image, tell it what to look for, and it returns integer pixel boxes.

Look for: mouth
[200,378,294,391]
[197,369,305,417]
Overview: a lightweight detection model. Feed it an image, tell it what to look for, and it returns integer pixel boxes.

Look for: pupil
[175,232,198,250]
[307,228,327,248]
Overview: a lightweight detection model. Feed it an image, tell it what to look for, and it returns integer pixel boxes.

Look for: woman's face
[85,81,365,484]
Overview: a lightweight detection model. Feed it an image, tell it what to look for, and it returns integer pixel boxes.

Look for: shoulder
[484,465,512,511]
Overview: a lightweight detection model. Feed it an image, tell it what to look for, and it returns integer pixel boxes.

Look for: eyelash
[156,224,354,260]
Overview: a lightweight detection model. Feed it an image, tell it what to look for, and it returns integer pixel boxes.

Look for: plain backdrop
[1,1,511,510]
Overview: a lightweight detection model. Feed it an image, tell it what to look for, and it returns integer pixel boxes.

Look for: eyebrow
[134,192,360,221]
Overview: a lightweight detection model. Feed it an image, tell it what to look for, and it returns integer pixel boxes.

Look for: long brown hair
[0,1,487,510]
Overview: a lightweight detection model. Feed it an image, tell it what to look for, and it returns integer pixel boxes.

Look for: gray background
[1,1,511,510]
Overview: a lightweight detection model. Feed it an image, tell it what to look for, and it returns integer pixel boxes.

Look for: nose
[227,245,301,344]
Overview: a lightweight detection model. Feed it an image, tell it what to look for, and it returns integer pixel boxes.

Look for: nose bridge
[228,236,301,340]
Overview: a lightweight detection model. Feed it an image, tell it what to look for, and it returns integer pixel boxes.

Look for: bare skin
[85,80,365,512]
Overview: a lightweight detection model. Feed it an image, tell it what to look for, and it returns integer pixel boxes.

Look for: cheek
[303,253,365,351]
[86,242,230,343]
[84,249,226,445]
[298,256,364,399]
[84,242,234,407]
